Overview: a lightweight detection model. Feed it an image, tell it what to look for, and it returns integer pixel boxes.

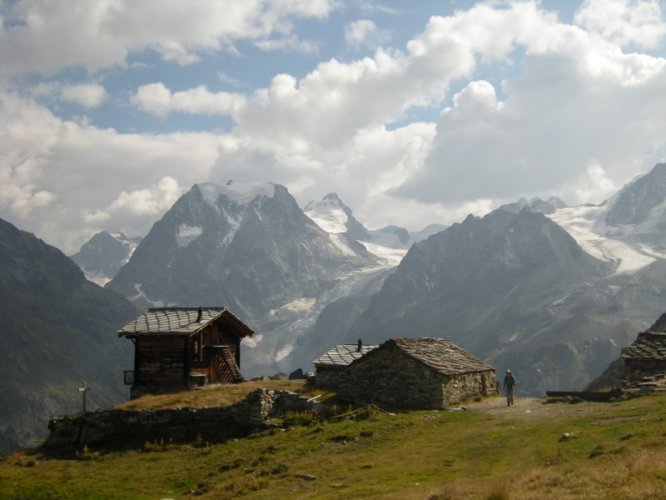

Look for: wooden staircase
[214,345,244,383]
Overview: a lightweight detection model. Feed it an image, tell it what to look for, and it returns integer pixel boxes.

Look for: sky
[1,0,666,254]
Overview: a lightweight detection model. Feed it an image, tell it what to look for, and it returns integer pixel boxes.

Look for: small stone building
[334,337,497,409]
[118,307,253,398]
[621,330,666,374]
[312,341,379,389]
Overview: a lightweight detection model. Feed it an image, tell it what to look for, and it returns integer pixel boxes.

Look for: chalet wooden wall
[135,337,188,386]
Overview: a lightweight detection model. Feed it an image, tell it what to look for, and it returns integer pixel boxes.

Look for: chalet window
[192,332,204,362]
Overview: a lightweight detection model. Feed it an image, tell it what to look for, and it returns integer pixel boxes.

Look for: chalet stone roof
[313,343,379,367]
[118,307,253,338]
[386,337,495,376]
[621,331,666,361]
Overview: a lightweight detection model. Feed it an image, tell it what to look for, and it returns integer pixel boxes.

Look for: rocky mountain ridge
[0,217,138,454]
[342,209,625,393]
[71,231,141,286]
[106,182,384,374]
[324,164,666,393]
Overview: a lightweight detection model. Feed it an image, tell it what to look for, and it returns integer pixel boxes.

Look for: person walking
[503,369,516,406]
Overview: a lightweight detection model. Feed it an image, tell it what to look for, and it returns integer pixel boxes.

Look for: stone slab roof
[390,337,495,376]
[621,331,666,361]
[118,307,253,338]
[313,343,379,367]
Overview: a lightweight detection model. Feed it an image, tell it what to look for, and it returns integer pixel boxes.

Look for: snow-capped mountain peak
[197,181,276,208]
[71,231,141,285]
[602,163,666,227]
[304,193,352,234]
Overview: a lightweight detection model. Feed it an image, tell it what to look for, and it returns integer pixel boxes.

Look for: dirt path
[465,396,598,420]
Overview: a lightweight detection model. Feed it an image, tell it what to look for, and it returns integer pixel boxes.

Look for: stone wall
[45,389,315,450]
[336,343,497,409]
[626,359,666,374]
[337,343,447,409]
[312,366,345,390]
[441,371,497,404]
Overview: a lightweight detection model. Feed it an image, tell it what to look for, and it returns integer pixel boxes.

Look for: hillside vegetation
[0,217,138,454]
[1,383,666,499]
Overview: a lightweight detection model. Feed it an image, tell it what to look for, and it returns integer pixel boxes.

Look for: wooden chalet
[118,307,253,398]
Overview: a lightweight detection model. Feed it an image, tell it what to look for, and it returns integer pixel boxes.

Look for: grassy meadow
[1,383,666,499]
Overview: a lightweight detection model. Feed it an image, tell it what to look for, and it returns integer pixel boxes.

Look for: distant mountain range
[7,161,666,454]
[95,182,439,374]
[0,218,138,454]
[65,163,666,395]
[336,163,666,393]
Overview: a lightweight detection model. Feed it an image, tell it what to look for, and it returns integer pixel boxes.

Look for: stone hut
[621,330,666,374]
[587,327,666,391]
[118,307,253,398]
[312,341,379,390]
[336,337,497,409]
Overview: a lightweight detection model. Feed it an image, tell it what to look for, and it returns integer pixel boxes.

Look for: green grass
[2,392,666,499]
[115,379,313,410]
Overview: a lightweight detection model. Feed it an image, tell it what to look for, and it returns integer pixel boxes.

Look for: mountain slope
[547,164,666,276]
[71,231,141,286]
[107,182,378,373]
[603,163,666,227]
[286,265,393,371]
[343,208,639,393]
[0,218,138,453]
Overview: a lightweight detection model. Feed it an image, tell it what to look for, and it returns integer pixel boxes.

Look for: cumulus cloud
[92,176,183,222]
[396,2,666,208]
[132,83,245,117]
[122,1,666,230]
[60,83,108,108]
[211,121,437,230]
[575,0,666,49]
[0,91,222,252]
[0,0,334,77]
[344,19,389,49]
[131,4,551,148]
[2,0,666,254]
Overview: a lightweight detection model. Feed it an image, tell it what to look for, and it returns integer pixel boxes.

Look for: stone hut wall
[336,343,497,409]
[625,358,666,374]
[337,343,448,409]
[441,370,497,404]
[312,366,346,391]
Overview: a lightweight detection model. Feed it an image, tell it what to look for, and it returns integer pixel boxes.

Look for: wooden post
[184,337,190,387]
[79,381,91,413]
